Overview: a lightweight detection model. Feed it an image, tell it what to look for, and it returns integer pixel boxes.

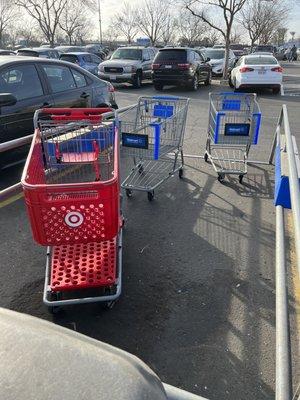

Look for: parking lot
[1,61,300,400]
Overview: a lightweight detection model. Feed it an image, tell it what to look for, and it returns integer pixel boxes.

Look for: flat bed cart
[22,108,122,311]
[205,92,261,183]
[119,95,189,201]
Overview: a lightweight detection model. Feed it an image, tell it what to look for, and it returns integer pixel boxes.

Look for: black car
[0,56,117,166]
[152,47,212,91]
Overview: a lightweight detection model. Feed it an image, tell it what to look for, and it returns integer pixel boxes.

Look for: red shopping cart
[22,108,122,311]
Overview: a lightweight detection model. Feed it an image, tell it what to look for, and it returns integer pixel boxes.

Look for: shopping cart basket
[119,95,189,201]
[205,92,261,183]
[21,108,122,311]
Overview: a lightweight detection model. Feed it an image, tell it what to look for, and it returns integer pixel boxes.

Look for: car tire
[189,74,199,91]
[154,83,164,91]
[204,71,212,86]
[228,75,234,88]
[273,87,280,95]
[133,71,142,88]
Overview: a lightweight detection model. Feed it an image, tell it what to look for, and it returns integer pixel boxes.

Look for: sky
[93,0,300,41]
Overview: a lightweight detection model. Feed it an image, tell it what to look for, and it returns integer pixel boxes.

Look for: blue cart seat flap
[252,113,262,145]
[222,99,241,111]
[274,144,292,208]
[46,126,114,156]
[225,123,250,136]
[122,132,149,149]
[153,104,174,118]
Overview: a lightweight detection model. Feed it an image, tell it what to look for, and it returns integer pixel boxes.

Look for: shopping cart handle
[35,108,114,123]
[152,96,181,101]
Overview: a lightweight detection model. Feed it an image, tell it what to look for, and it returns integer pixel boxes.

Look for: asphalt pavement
[1,71,300,400]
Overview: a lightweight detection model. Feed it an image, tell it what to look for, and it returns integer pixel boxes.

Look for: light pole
[98,0,103,44]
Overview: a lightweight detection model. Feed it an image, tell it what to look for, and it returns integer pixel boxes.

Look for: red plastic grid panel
[50,239,117,292]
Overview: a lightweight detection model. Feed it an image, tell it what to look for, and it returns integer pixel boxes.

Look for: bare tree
[240,0,289,49]
[103,23,120,46]
[0,1,17,47]
[161,14,178,45]
[15,0,68,47]
[114,2,138,44]
[179,10,206,46]
[17,26,41,46]
[58,0,88,44]
[185,0,248,78]
[136,0,170,45]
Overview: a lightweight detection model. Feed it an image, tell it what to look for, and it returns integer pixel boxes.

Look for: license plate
[258,70,266,75]
[165,65,172,69]
[110,75,117,81]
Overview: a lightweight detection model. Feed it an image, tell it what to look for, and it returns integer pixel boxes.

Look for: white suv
[98,47,156,88]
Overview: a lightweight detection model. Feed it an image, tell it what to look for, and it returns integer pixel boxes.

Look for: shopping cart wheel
[179,168,184,179]
[102,300,117,310]
[125,189,133,198]
[217,174,225,183]
[204,153,209,163]
[147,191,154,201]
[239,174,244,184]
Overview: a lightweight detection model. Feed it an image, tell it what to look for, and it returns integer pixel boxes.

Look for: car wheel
[204,71,212,86]
[228,74,234,88]
[189,74,199,91]
[133,71,142,88]
[272,87,280,95]
[154,83,164,91]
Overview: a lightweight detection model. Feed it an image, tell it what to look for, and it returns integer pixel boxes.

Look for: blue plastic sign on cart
[274,135,300,209]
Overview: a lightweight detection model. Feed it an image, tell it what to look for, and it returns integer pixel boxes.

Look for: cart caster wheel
[204,153,209,163]
[138,165,144,174]
[179,168,183,179]
[102,300,116,310]
[125,189,132,198]
[239,174,244,184]
[147,191,154,201]
[218,174,225,183]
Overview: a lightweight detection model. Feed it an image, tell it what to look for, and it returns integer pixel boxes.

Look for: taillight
[271,66,283,73]
[178,63,191,70]
[240,67,254,73]
[152,63,160,70]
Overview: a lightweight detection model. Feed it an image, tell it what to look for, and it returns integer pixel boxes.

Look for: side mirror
[205,57,210,62]
[0,93,17,107]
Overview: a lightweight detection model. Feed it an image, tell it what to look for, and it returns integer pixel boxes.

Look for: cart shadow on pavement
[3,160,277,400]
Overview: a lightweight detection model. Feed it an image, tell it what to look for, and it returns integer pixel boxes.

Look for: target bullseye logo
[65,211,84,228]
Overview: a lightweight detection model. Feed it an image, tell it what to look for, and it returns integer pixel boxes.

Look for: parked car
[228,54,282,94]
[16,48,59,59]
[59,52,102,76]
[98,46,156,88]
[201,48,236,76]
[55,45,85,55]
[0,49,15,55]
[152,47,212,91]
[0,56,117,167]
[253,45,277,55]
[85,44,106,60]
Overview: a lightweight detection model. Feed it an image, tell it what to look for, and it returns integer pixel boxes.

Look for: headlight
[99,64,105,72]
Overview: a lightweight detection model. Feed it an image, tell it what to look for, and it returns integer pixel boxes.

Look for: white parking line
[281,84,285,96]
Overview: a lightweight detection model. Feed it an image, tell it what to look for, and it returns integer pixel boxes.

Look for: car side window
[0,64,43,101]
[83,54,92,62]
[71,68,87,88]
[91,54,100,63]
[143,50,150,61]
[42,65,76,93]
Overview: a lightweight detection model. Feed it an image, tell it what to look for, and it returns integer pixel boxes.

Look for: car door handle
[80,92,90,99]
[42,102,52,108]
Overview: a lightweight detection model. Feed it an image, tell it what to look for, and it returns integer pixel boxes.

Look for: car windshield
[155,50,187,62]
[245,56,278,65]
[17,50,39,57]
[111,48,142,60]
[254,46,274,53]
[203,49,225,59]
